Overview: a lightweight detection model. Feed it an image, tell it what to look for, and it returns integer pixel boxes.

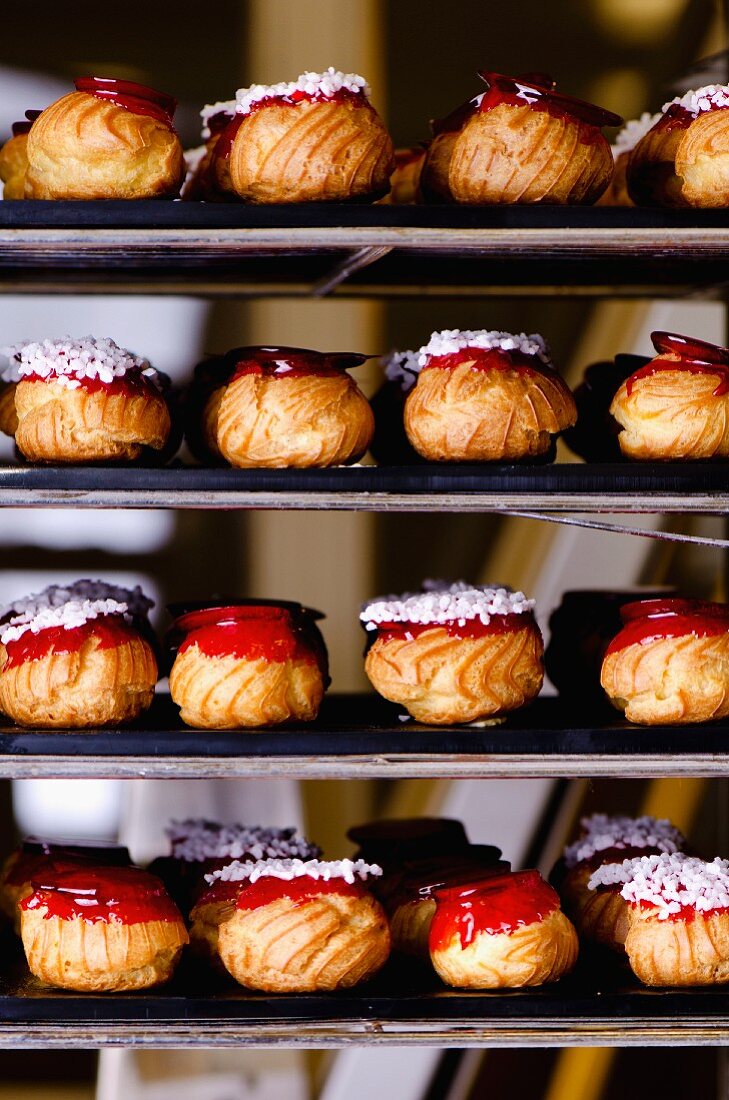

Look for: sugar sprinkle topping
[3,337,160,391]
[589,853,729,920]
[612,111,661,156]
[0,599,127,646]
[381,348,420,392]
[165,819,320,863]
[564,813,685,869]
[236,68,370,117]
[662,84,729,118]
[360,580,534,631]
[0,580,153,625]
[418,329,551,367]
[205,857,382,886]
[200,99,236,139]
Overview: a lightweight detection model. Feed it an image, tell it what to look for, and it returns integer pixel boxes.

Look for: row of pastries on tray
[1,69,728,208]
[2,328,729,466]
[1,577,728,731]
[2,812,727,994]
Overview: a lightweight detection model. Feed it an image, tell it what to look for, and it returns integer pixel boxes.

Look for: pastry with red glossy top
[610,331,729,460]
[25,77,184,200]
[403,329,576,462]
[589,853,729,986]
[168,600,329,729]
[361,581,544,725]
[430,869,578,988]
[225,68,394,204]
[182,99,238,202]
[0,580,157,728]
[0,112,41,200]
[554,813,687,953]
[597,112,660,207]
[600,597,729,725]
[628,85,729,208]
[191,345,374,468]
[20,865,188,992]
[209,857,390,992]
[6,336,171,464]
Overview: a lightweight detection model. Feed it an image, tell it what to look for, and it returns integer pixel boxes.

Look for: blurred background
[0,0,727,1096]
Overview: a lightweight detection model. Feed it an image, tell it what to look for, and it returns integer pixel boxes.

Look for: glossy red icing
[175,605,320,667]
[477,72,621,142]
[374,612,532,645]
[2,615,139,671]
[242,87,365,119]
[429,869,559,950]
[21,866,182,925]
[74,77,176,127]
[422,346,550,376]
[6,841,130,887]
[605,597,729,656]
[21,369,160,399]
[236,874,366,912]
[631,898,729,922]
[230,346,368,383]
[626,331,729,397]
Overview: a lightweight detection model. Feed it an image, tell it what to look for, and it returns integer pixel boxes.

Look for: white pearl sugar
[2,336,159,392]
[589,852,729,920]
[662,84,729,119]
[236,68,370,117]
[564,813,684,869]
[360,580,534,632]
[205,857,382,886]
[166,819,319,863]
[0,599,128,647]
[417,329,551,368]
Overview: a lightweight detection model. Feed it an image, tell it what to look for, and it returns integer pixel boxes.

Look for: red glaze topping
[212,113,244,163]
[174,604,322,669]
[229,346,368,383]
[632,898,729,922]
[21,866,182,925]
[1,615,140,671]
[431,72,557,136]
[478,72,622,134]
[653,104,695,135]
[22,368,160,399]
[422,347,551,377]
[429,869,560,950]
[605,597,729,657]
[242,86,366,119]
[373,612,532,645]
[625,331,729,397]
[577,844,670,875]
[236,874,366,912]
[6,842,130,887]
[74,77,177,127]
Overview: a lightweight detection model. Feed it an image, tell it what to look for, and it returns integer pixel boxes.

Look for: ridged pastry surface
[562,866,633,952]
[420,131,457,203]
[25,92,184,200]
[188,896,237,963]
[600,632,729,725]
[0,133,29,200]
[365,623,544,725]
[390,897,436,957]
[431,907,578,989]
[215,374,374,468]
[627,125,686,207]
[611,369,729,459]
[596,150,633,207]
[218,891,390,992]
[625,909,729,986]
[229,100,394,204]
[403,362,576,462]
[0,634,157,728]
[169,645,325,729]
[675,111,729,208]
[21,907,188,992]
[13,379,170,463]
[449,104,613,205]
[0,382,18,436]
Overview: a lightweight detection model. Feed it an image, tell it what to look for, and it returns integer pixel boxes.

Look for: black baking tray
[0,694,726,760]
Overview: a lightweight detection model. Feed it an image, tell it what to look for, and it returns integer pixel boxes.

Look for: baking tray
[0,694,726,779]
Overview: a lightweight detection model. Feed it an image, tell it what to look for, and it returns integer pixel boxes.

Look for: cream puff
[380,146,427,204]
[0,352,20,438]
[208,857,390,992]
[554,813,687,953]
[430,870,578,989]
[361,581,544,725]
[168,600,329,730]
[589,853,729,986]
[190,345,374,469]
[597,112,660,206]
[0,112,41,200]
[403,329,576,462]
[25,77,184,200]
[0,580,157,728]
[628,85,729,208]
[600,597,729,725]
[181,99,239,201]
[223,68,394,204]
[610,331,729,460]
[20,865,188,992]
[5,336,172,464]
[423,72,620,206]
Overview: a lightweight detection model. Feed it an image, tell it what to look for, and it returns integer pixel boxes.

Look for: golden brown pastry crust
[390,897,436,957]
[183,133,236,201]
[188,895,237,962]
[448,104,613,205]
[380,147,426,205]
[403,361,576,462]
[610,365,729,460]
[24,92,184,200]
[217,891,390,992]
[596,150,633,206]
[431,907,578,989]
[0,382,18,436]
[13,378,171,463]
[600,631,729,725]
[228,99,394,203]
[214,373,374,468]
[561,865,633,953]
[625,908,729,986]
[21,906,188,991]
[365,622,544,725]
[628,112,729,208]
[0,632,157,729]
[420,131,457,203]
[169,644,325,729]
[0,133,29,200]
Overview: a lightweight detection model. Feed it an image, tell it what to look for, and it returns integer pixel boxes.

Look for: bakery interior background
[0,0,726,1097]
